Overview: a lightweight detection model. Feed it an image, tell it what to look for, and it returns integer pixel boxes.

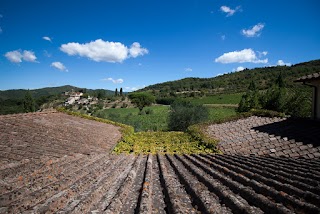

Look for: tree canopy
[23,90,35,113]
[128,92,155,112]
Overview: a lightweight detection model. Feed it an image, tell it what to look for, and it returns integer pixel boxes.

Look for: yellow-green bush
[113,131,218,154]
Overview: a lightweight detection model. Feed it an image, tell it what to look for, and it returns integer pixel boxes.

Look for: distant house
[65,97,76,105]
[70,92,83,100]
[78,98,89,105]
[295,72,320,119]
[64,91,84,106]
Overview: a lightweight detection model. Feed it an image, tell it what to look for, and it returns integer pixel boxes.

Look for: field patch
[94,105,169,131]
[186,93,243,105]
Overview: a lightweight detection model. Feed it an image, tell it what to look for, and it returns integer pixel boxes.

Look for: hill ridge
[139,59,320,95]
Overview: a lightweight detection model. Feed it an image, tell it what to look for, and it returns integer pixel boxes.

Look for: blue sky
[1,0,319,91]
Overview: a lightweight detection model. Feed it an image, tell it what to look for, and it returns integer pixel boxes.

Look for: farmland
[94,105,237,132]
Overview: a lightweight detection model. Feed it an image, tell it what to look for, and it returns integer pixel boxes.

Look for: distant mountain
[0,85,114,100]
[140,59,320,95]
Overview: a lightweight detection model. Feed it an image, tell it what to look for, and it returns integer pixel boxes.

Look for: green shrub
[128,92,155,112]
[283,89,311,118]
[156,97,176,105]
[145,108,154,115]
[168,100,209,131]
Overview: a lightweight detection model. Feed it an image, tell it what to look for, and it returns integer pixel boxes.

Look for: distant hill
[140,59,320,95]
[0,85,114,100]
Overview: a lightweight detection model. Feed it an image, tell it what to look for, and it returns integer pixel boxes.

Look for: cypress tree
[23,90,35,113]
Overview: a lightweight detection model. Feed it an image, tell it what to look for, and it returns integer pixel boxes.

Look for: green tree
[96,90,106,99]
[237,81,259,112]
[128,92,155,112]
[115,88,118,96]
[283,89,311,118]
[120,88,123,96]
[23,90,35,113]
[260,73,287,112]
[168,100,208,131]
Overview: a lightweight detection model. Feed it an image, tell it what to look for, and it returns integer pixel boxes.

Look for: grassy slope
[186,93,243,105]
[94,106,170,131]
[94,105,237,132]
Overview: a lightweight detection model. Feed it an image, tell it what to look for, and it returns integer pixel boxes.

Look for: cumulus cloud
[185,67,192,72]
[5,50,37,63]
[277,60,291,66]
[215,48,268,64]
[22,50,37,62]
[220,6,240,17]
[60,39,148,63]
[233,66,245,72]
[242,23,265,37]
[42,36,52,42]
[51,61,68,72]
[129,42,148,58]
[102,77,124,84]
[5,50,22,63]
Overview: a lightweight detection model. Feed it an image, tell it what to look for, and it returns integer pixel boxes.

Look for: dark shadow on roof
[252,118,320,147]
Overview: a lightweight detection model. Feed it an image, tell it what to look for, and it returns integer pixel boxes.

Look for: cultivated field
[94,105,237,131]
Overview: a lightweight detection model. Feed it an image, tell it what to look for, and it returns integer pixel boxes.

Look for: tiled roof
[207,116,320,158]
[1,113,320,213]
[295,72,320,82]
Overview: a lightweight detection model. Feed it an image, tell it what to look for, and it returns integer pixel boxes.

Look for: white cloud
[51,61,68,72]
[260,51,268,56]
[22,50,37,62]
[42,36,52,42]
[242,23,265,37]
[102,77,124,84]
[220,6,240,17]
[4,50,37,63]
[60,39,148,63]
[277,60,291,66]
[125,85,145,92]
[5,50,23,63]
[215,48,268,64]
[233,66,245,72]
[185,67,192,72]
[129,42,148,58]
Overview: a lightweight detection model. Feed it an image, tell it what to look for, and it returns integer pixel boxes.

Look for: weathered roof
[1,112,320,213]
[295,72,320,82]
[207,116,320,158]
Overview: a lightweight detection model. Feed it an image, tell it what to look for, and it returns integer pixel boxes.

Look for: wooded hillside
[140,59,320,95]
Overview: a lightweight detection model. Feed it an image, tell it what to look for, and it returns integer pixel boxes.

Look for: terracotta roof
[1,113,320,213]
[207,116,320,158]
[295,72,320,82]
